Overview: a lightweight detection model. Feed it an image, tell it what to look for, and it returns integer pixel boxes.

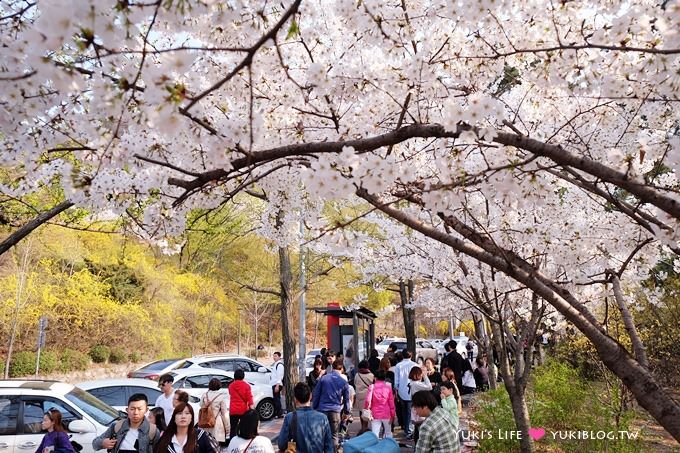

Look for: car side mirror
[68,420,94,433]
[257,367,268,373]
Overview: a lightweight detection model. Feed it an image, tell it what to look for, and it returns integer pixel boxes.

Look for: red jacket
[228,380,253,415]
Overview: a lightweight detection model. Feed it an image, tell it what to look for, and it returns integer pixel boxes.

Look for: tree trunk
[490,319,534,453]
[399,279,416,354]
[278,245,297,412]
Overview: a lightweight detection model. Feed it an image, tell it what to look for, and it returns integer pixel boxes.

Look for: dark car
[127,358,184,380]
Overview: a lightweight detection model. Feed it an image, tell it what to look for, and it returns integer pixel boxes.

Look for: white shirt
[225,436,275,453]
[270,360,284,386]
[155,393,175,427]
[394,359,417,401]
[119,428,139,451]
[171,434,186,453]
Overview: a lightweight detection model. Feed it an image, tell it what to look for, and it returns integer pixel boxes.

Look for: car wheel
[417,356,424,365]
[257,398,276,421]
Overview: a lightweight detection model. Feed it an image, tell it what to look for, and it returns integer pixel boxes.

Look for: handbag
[283,412,297,453]
[361,384,374,422]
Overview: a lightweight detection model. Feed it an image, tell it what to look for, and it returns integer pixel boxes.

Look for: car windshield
[140,359,180,371]
[64,387,119,426]
[377,340,393,346]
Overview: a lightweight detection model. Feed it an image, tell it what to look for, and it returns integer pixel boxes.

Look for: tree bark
[399,279,417,354]
[359,190,680,442]
[278,245,297,411]
[490,319,534,453]
[610,273,649,369]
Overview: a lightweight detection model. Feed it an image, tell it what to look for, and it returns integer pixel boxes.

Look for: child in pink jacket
[364,369,396,438]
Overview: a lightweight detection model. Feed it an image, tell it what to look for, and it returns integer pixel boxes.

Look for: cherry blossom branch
[356,188,680,439]
[492,130,680,221]
[182,0,301,112]
[451,43,680,60]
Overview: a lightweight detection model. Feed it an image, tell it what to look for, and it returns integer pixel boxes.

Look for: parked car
[127,358,185,380]
[0,380,121,453]
[77,378,201,414]
[167,369,275,421]
[379,339,439,364]
[173,354,271,385]
[375,337,406,356]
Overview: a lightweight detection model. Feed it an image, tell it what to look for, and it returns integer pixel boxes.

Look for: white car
[76,378,201,415]
[375,338,407,356]
[168,369,276,421]
[173,354,271,385]
[0,380,121,453]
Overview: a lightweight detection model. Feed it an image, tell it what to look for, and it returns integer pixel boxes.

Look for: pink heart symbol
[528,427,546,441]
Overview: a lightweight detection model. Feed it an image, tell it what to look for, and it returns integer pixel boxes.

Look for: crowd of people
[35,341,488,453]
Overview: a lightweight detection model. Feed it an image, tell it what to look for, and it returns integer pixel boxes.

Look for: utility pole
[298,220,307,381]
[35,316,47,376]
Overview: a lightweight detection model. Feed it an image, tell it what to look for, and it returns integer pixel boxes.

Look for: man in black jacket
[442,340,465,391]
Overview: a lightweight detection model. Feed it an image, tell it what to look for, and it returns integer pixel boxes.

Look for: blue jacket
[312,371,350,413]
[277,407,334,453]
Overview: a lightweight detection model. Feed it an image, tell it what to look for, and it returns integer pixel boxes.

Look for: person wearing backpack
[94,393,160,453]
[154,403,219,453]
[199,378,229,447]
[228,370,254,443]
[270,352,285,418]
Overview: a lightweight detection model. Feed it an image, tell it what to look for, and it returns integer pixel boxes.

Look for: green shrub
[38,351,59,374]
[0,360,4,376]
[60,349,89,371]
[109,347,127,364]
[129,351,142,362]
[474,359,642,453]
[89,345,111,363]
[9,351,36,377]
[473,388,520,452]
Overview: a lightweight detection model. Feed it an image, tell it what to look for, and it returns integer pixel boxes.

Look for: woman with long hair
[225,409,274,453]
[147,407,167,433]
[154,403,216,453]
[306,358,325,391]
[35,409,75,453]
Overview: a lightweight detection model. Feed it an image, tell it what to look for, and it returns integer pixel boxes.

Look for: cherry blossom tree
[2,0,680,443]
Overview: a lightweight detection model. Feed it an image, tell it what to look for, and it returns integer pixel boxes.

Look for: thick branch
[608,272,649,370]
[0,200,74,256]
